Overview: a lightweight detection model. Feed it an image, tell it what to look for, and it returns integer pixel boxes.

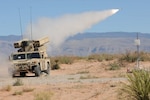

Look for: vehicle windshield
[12,52,41,60]
[13,54,25,60]
[27,53,41,59]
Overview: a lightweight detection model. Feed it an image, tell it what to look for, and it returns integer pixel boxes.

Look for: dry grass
[80,75,98,79]
[77,71,89,74]
[87,53,115,61]
[34,91,53,100]
[23,87,34,92]
[12,91,23,96]
[1,85,12,92]
[13,78,24,86]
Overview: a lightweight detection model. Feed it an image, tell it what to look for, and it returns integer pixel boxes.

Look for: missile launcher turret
[13,37,49,52]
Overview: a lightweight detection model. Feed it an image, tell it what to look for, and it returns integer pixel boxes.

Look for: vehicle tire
[20,72,26,77]
[12,74,16,78]
[45,63,50,75]
[34,65,41,77]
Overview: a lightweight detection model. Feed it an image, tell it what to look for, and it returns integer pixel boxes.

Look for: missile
[112,9,119,14]
[33,37,49,47]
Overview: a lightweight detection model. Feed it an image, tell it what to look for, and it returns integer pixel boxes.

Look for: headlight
[32,61,36,64]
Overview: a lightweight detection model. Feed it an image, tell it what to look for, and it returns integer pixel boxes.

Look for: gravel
[0,73,126,88]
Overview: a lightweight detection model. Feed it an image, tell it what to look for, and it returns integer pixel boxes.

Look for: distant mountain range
[1,32,150,56]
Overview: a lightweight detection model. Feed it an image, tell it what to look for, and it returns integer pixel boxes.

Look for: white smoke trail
[24,9,119,47]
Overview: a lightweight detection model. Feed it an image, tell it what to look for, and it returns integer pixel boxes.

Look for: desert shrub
[12,91,23,95]
[1,85,12,91]
[13,78,23,86]
[51,56,80,64]
[51,59,60,70]
[12,88,34,96]
[77,71,89,74]
[120,51,137,63]
[139,52,150,61]
[51,56,82,70]
[103,54,114,61]
[23,88,34,92]
[68,78,74,80]
[119,51,150,63]
[34,91,53,100]
[52,63,60,70]
[59,56,73,64]
[121,70,150,100]
[88,54,103,61]
[109,62,121,70]
[88,53,114,61]
[88,54,99,60]
[80,75,98,79]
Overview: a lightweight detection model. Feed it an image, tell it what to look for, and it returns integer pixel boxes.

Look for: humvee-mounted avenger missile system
[9,37,51,77]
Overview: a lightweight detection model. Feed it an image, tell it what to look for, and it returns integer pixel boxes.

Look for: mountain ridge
[0,32,150,56]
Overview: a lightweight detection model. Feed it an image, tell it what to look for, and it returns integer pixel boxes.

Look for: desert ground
[0,59,149,100]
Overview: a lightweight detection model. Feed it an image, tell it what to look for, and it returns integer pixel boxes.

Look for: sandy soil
[0,60,149,100]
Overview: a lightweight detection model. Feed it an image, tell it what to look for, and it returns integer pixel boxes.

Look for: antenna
[137,33,140,68]
[134,33,140,68]
[30,7,33,40]
[18,8,23,39]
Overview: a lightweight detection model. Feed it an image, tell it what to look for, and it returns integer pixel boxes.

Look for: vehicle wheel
[34,65,41,77]
[45,63,50,75]
[20,72,26,77]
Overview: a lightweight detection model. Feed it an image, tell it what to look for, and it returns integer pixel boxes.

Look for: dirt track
[0,74,126,100]
[0,74,126,87]
[0,59,127,87]
[0,60,135,100]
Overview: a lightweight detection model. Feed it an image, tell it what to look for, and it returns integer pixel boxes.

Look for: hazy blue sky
[0,0,150,36]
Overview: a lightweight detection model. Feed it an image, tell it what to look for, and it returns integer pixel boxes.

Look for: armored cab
[10,37,51,77]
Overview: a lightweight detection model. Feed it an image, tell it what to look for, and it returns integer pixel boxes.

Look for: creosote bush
[120,70,150,100]
[87,53,114,61]
[119,51,150,63]
[120,51,138,62]
[51,59,60,70]
[13,78,24,86]
[34,91,53,100]
[50,52,150,71]
[1,85,12,91]
[12,91,23,95]
[23,88,34,92]
[51,56,80,64]
[51,56,82,70]
[109,62,121,70]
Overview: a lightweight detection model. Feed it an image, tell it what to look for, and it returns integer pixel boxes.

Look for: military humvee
[9,37,50,77]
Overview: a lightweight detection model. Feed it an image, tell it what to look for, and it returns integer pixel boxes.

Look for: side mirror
[9,54,13,61]
[9,56,11,61]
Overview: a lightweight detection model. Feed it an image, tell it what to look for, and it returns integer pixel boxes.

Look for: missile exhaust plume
[24,9,119,47]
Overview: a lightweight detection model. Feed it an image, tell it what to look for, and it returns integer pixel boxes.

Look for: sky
[0,0,150,36]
